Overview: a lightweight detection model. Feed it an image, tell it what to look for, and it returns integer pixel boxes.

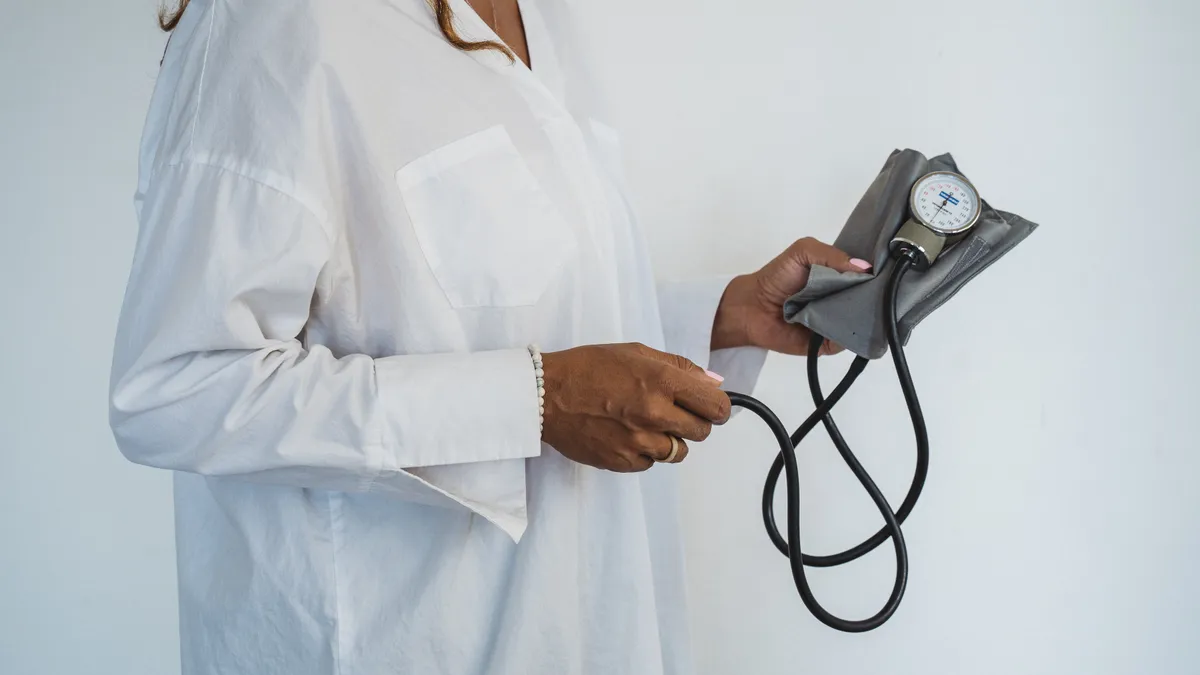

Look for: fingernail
[704,370,725,383]
[849,258,872,271]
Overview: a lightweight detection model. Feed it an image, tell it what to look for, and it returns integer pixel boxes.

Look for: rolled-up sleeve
[656,276,768,396]
[110,162,541,541]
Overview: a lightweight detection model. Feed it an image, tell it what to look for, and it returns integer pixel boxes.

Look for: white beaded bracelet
[528,344,545,435]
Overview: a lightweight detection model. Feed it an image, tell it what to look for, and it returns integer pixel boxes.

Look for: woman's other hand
[540,343,730,472]
[711,237,871,355]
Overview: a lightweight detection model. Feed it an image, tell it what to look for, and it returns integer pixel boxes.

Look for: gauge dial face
[910,172,981,234]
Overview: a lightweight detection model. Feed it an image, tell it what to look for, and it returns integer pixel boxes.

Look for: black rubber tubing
[725,253,930,632]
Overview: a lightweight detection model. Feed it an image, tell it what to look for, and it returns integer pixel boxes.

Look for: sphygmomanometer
[725,149,1038,632]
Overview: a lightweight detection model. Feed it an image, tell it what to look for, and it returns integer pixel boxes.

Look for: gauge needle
[931,196,949,221]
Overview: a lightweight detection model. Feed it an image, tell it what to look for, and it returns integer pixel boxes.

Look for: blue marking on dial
[938,191,960,206]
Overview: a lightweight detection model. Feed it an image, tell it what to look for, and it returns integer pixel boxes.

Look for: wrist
[528,344,546,438]
[711,274,758,351]
[538,349,562,444]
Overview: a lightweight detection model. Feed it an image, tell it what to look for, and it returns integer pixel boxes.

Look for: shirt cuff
[370,348,543,542]
[374,348,543,468]
[657,275,768,397]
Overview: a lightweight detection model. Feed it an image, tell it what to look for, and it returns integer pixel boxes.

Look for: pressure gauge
[890,171,982,270]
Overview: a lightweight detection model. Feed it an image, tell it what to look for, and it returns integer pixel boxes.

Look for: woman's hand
[540,343,730,472]
[711,237,871,355]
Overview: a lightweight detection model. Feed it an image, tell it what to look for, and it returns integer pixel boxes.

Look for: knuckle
[630,431,658,452]
[654,372,676,395]
[652,397,677,421]
[628,397,662,427]
[630,395,660,422]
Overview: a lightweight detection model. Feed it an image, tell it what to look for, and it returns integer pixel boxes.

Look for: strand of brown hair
[158,0,189,31]
[157,0,514,62]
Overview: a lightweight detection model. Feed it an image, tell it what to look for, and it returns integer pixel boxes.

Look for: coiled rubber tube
[725,252,928,632]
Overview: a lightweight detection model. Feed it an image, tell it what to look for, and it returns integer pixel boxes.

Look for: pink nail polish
[704,370,725,383]
[849,258,872,271]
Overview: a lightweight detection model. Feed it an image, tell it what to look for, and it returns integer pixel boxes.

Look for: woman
[110,1,871,673]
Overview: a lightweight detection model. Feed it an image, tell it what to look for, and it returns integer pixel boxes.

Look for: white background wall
[1,1,1197,674]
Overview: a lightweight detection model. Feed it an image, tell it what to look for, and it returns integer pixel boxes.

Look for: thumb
[790,237,872,274]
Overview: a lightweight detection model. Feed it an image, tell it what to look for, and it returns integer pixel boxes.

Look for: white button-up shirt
[110,1,765,673]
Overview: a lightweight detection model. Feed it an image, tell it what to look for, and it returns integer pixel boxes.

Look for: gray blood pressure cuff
[783,149,1038,359]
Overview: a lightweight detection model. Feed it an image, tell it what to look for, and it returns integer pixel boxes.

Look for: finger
[660,435,689,464]
[639,347,708,378]
[611,450,655,474]
[789,237,872,275]
[646,405,713,443]
[668,437,690,464]
[636,347,729,393]
[672,380,731,425]
[636,433,690,465]
[772,325,818,357]
[819,338,845,356]
[772,325,845,358]
[637,349,727,420]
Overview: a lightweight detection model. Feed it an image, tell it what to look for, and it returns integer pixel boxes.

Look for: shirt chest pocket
[396,125,577,309]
